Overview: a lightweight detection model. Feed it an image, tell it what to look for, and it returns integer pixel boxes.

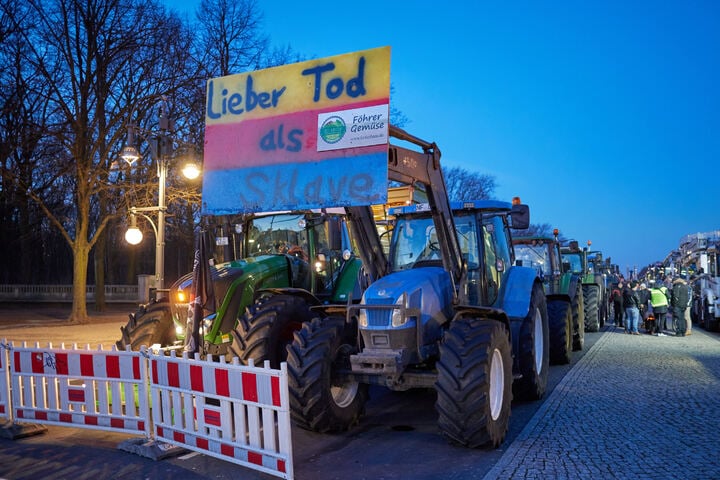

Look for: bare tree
[443,166,496,201]
[0,0,199,322]
[195,0,268,77]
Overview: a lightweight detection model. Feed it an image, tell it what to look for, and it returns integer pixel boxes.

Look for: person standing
[636,283,651,332]
[622,281,641,335]
[671,276,690,337]
[611,282,624,327]
[649,282,670,336]
[685,278,693,335]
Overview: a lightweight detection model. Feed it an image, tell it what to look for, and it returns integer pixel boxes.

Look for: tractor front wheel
[286,317,368,433]
[583,285,600,332]
[230,294,313,368]
[572,290,585,351]
[115,299,175,351]
[513,283,549,401]
[436,318,512,449]
[548,300,572,365]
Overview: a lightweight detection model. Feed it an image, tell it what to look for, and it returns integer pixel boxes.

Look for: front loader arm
[388,125,466,303]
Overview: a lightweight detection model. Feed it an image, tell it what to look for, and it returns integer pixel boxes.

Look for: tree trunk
[69,244,90,324]
[94,229,107,312]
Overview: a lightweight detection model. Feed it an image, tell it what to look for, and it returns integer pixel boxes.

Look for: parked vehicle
[286,126,548,449]
[560,241,607,332]
[514,230,585,364]
[679,231,720,331]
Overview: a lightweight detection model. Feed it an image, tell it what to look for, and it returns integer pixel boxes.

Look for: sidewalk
[483,324,720,480]
[0,303,134,348]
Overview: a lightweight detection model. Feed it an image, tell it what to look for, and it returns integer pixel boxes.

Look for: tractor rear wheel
[230,294,313,369]
[115,299,175,351]
[572,291,585,351]
[583,285,600,332]
[513,283,549,401]
[286,317,368,432]
[436,318,512,449]
[704,300,718,331]
[548,300,572,365]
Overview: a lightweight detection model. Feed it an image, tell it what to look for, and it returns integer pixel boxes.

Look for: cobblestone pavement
[483,324,720,480]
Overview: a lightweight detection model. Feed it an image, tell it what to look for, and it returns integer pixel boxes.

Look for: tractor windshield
[515,242,552,276]
[246,214,310,258]
[389,215,439,271]
[563,252,583,274]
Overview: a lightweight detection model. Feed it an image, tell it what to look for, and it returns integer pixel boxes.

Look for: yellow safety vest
[649,288,668,307]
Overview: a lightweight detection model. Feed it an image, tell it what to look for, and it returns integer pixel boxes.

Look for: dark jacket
[622,285,640,309]
[671,278,689,309]
[637,287,651,310]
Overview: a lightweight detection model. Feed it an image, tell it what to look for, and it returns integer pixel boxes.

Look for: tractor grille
[362,299,395,327]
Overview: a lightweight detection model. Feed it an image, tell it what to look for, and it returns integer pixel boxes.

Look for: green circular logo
[319,116,346,144]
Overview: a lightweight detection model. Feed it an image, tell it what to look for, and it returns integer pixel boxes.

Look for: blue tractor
[286,127,549,449]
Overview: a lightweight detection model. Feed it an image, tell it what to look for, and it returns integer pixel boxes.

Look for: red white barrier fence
[8,342,150,435]
[0,340,294,479]
[0,340,10,421]
[151,352,293,479]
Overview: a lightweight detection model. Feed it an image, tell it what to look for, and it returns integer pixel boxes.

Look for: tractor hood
[170,255,293,341]
[353,267,453,367]
[360,267,453,331]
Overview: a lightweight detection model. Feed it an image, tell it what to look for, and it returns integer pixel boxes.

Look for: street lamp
[121,103,200,298]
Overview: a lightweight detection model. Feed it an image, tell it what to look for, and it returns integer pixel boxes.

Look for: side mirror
[510,204,530,230]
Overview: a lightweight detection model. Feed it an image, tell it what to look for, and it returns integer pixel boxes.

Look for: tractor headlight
[202,315,216,333]
[391,294,408,327]
[358,309,368,327]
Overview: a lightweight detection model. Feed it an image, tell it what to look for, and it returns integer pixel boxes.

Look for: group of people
[609,276,692,337]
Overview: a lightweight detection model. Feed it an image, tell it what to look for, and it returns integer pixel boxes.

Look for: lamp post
[122,103,199,299]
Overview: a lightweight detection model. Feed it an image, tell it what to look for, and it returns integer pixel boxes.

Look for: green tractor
[560,241,608,332]
[513,231,585,364]
[116,209,366,364]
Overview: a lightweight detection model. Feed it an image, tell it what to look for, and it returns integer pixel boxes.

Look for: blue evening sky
[168,0,720,276]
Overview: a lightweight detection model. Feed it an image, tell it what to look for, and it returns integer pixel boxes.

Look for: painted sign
[202,46,391,215]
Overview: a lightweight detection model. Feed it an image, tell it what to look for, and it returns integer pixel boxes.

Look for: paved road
[484,325,720,480]
[1,305,719,479]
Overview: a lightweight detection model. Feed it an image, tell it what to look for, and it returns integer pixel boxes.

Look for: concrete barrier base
[117,437,187,460]
[0,420,48,439]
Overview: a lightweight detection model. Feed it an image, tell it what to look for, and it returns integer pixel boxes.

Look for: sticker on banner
[317,104,388,152]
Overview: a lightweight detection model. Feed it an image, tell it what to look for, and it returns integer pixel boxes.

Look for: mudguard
[547,273,580,303]
[496,266,539,320]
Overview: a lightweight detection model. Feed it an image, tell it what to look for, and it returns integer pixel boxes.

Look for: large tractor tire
[513,283,549,401]
[115,299,175,351]
[598,292,607,328]
[230,295,314,369]
[286,316,368,433]
[436,318,512,449]
[571,291,585,351]
[703,300,719,332]
[547,300,572,365]
[583,284,600,332]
